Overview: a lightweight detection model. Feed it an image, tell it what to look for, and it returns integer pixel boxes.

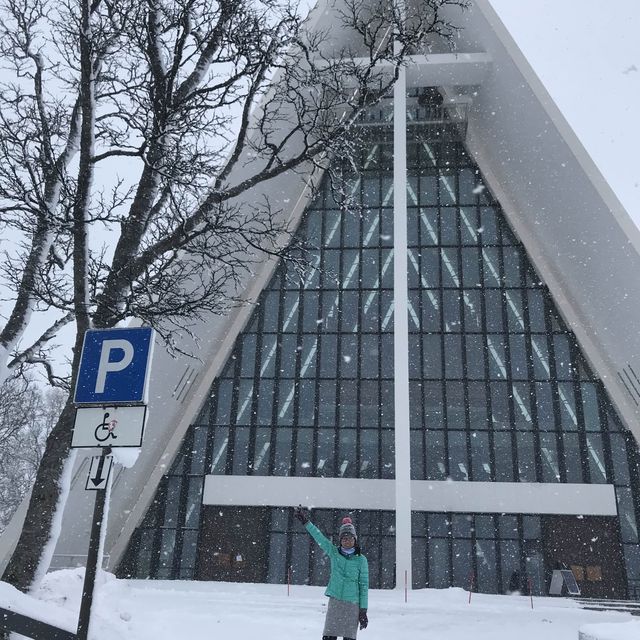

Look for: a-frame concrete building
[3,0,640,599]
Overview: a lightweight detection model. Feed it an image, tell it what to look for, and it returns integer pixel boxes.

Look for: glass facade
[119,89,640,598]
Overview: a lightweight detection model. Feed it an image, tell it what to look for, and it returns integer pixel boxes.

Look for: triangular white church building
[3,0,640,599]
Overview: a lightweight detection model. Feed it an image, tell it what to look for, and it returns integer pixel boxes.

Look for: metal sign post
[71,327,155,640]
[76,447,111,640]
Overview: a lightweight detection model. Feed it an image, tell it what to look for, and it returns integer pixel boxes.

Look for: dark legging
[322,637,355,640]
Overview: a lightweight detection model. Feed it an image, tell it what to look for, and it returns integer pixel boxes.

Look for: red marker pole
[468,572,474,604]
[405,570,408,603]
[288,567,292,597]
[528,577,534,610]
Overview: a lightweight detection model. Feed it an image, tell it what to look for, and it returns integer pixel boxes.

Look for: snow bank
[0,569,636,640]
[580,620,640,640]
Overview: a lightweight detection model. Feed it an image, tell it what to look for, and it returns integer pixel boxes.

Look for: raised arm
[293,506,334,555]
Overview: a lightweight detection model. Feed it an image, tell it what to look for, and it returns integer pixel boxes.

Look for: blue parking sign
[74,328,154,405]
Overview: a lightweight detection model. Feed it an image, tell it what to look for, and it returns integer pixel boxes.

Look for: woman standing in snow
[294,506,369,640]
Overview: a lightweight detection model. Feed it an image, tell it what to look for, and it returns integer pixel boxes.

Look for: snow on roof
[488,0,640,227]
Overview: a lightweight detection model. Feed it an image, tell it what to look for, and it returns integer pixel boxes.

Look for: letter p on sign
[74,328,154,405]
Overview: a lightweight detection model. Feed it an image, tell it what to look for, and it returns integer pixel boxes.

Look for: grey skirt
[323,597,359,639]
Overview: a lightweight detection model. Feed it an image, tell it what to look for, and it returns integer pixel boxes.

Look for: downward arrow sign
[86,454,113,491]
[91,456,106,487]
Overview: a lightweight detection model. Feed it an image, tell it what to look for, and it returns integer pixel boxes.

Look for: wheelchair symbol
[94,412,118,442]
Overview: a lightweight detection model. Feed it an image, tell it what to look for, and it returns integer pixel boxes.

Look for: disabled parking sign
[74,327,154,405]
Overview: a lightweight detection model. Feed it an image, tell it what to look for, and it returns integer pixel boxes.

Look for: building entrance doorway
[542,515,627,598]
[196,506,269,583]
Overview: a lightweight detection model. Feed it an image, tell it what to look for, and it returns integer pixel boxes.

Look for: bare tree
[0,0,467,591]
[0,380,65,533]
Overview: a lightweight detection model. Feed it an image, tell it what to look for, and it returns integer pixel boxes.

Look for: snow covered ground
[1,569,640,640]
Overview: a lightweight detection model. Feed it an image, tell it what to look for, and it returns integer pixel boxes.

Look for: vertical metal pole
[76,448,110,640]
[393,0,412,592]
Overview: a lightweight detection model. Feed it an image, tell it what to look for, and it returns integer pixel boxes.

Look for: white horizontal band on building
[202,475,617,516]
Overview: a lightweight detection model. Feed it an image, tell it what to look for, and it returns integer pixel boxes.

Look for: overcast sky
[489,0,640,226]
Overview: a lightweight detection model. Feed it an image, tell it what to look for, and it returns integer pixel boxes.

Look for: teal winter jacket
[305,521,369,608]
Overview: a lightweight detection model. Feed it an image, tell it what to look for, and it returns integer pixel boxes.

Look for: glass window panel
[586,434,608,483]
[482,247,501,287]
[360,380,379,426]
[361,248,380,289]
[298,379,316,426]
[240,334,257,377]
[429,538,451,588]
[466,335,486,379]
[505,290,525,332]
[617,488,639,543]
[487,335,507,379]
[316,428,335,476]
[412,537,427,588]
[460,207,479,245]
[446,381,465,429]
[290,533,311,583]
[210,426,229,473]
[268,533,287,583]
[360,429,379,478]
[471,431,492,480]
[343,211,360,246]
[380,333,394,377]
[468,382,488,432]
[279,334,298,377]
[539,432,560,482]
[180,529,199,575]
[512,382,533,430]
[163,477,182,527]
[257,379,274,426]
[444,335,463,378]
[421,289,441,331]
[215,379,233,424]
[581,382,602,431]
[273,428,293,476]
[443,290,462,332]
[440,207,458,245]
[340,290,360,333]
[424,382,444,430]
[190,428,207,475]
[321,290,340,331]
[553,334,573,380]
[484,290,504,332]
[426,430,447,480]
[494,432,514,481]
[361,335,379,379]
[420,175,438,206]
[252,428,272,474]
[339,381,358,428]
[610,433,631,486]
[259,335,277,378]
[295,429,313,476]
[463,289,482,331]
[503,247,522,287]
[421,247,441,287]
[563,432,584,483]
[299,335,318,378]
[262,290,280,331]
[526,289,546,332]
[461,247,481,287]
[277,381,295,425]
[341,249,360,288]
[380,381,394,430]
[380,428,395,478]
[509,335,528,380]
[516,432,536,482]
[500,540,521,594]
[422,334,442,379]
[476,539,498,594]
[362,208,381,247]
[410,381,423,428]
[479,208,499,244]
[322,249,340,288]
[531,336,550,379]
[439,170,457,206]
[408,335,421,379]
[232,426,250,474]
[411,429,424,479]
[535,382,554,429]
[459,168,478,205]
[448,431,469,481]
[135,529,155,577]
[490,381,510,430]
[452,539,473,588]
[340,334,358,378]
[522,516,541,539]
[441,248,460,287]
[281,291,300,332]
[475,515,495,539]
[557,382,578,430]
[320,334,337,378]
[157,529,176,578]
[419,207,439,246]
[452,514,473,538]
